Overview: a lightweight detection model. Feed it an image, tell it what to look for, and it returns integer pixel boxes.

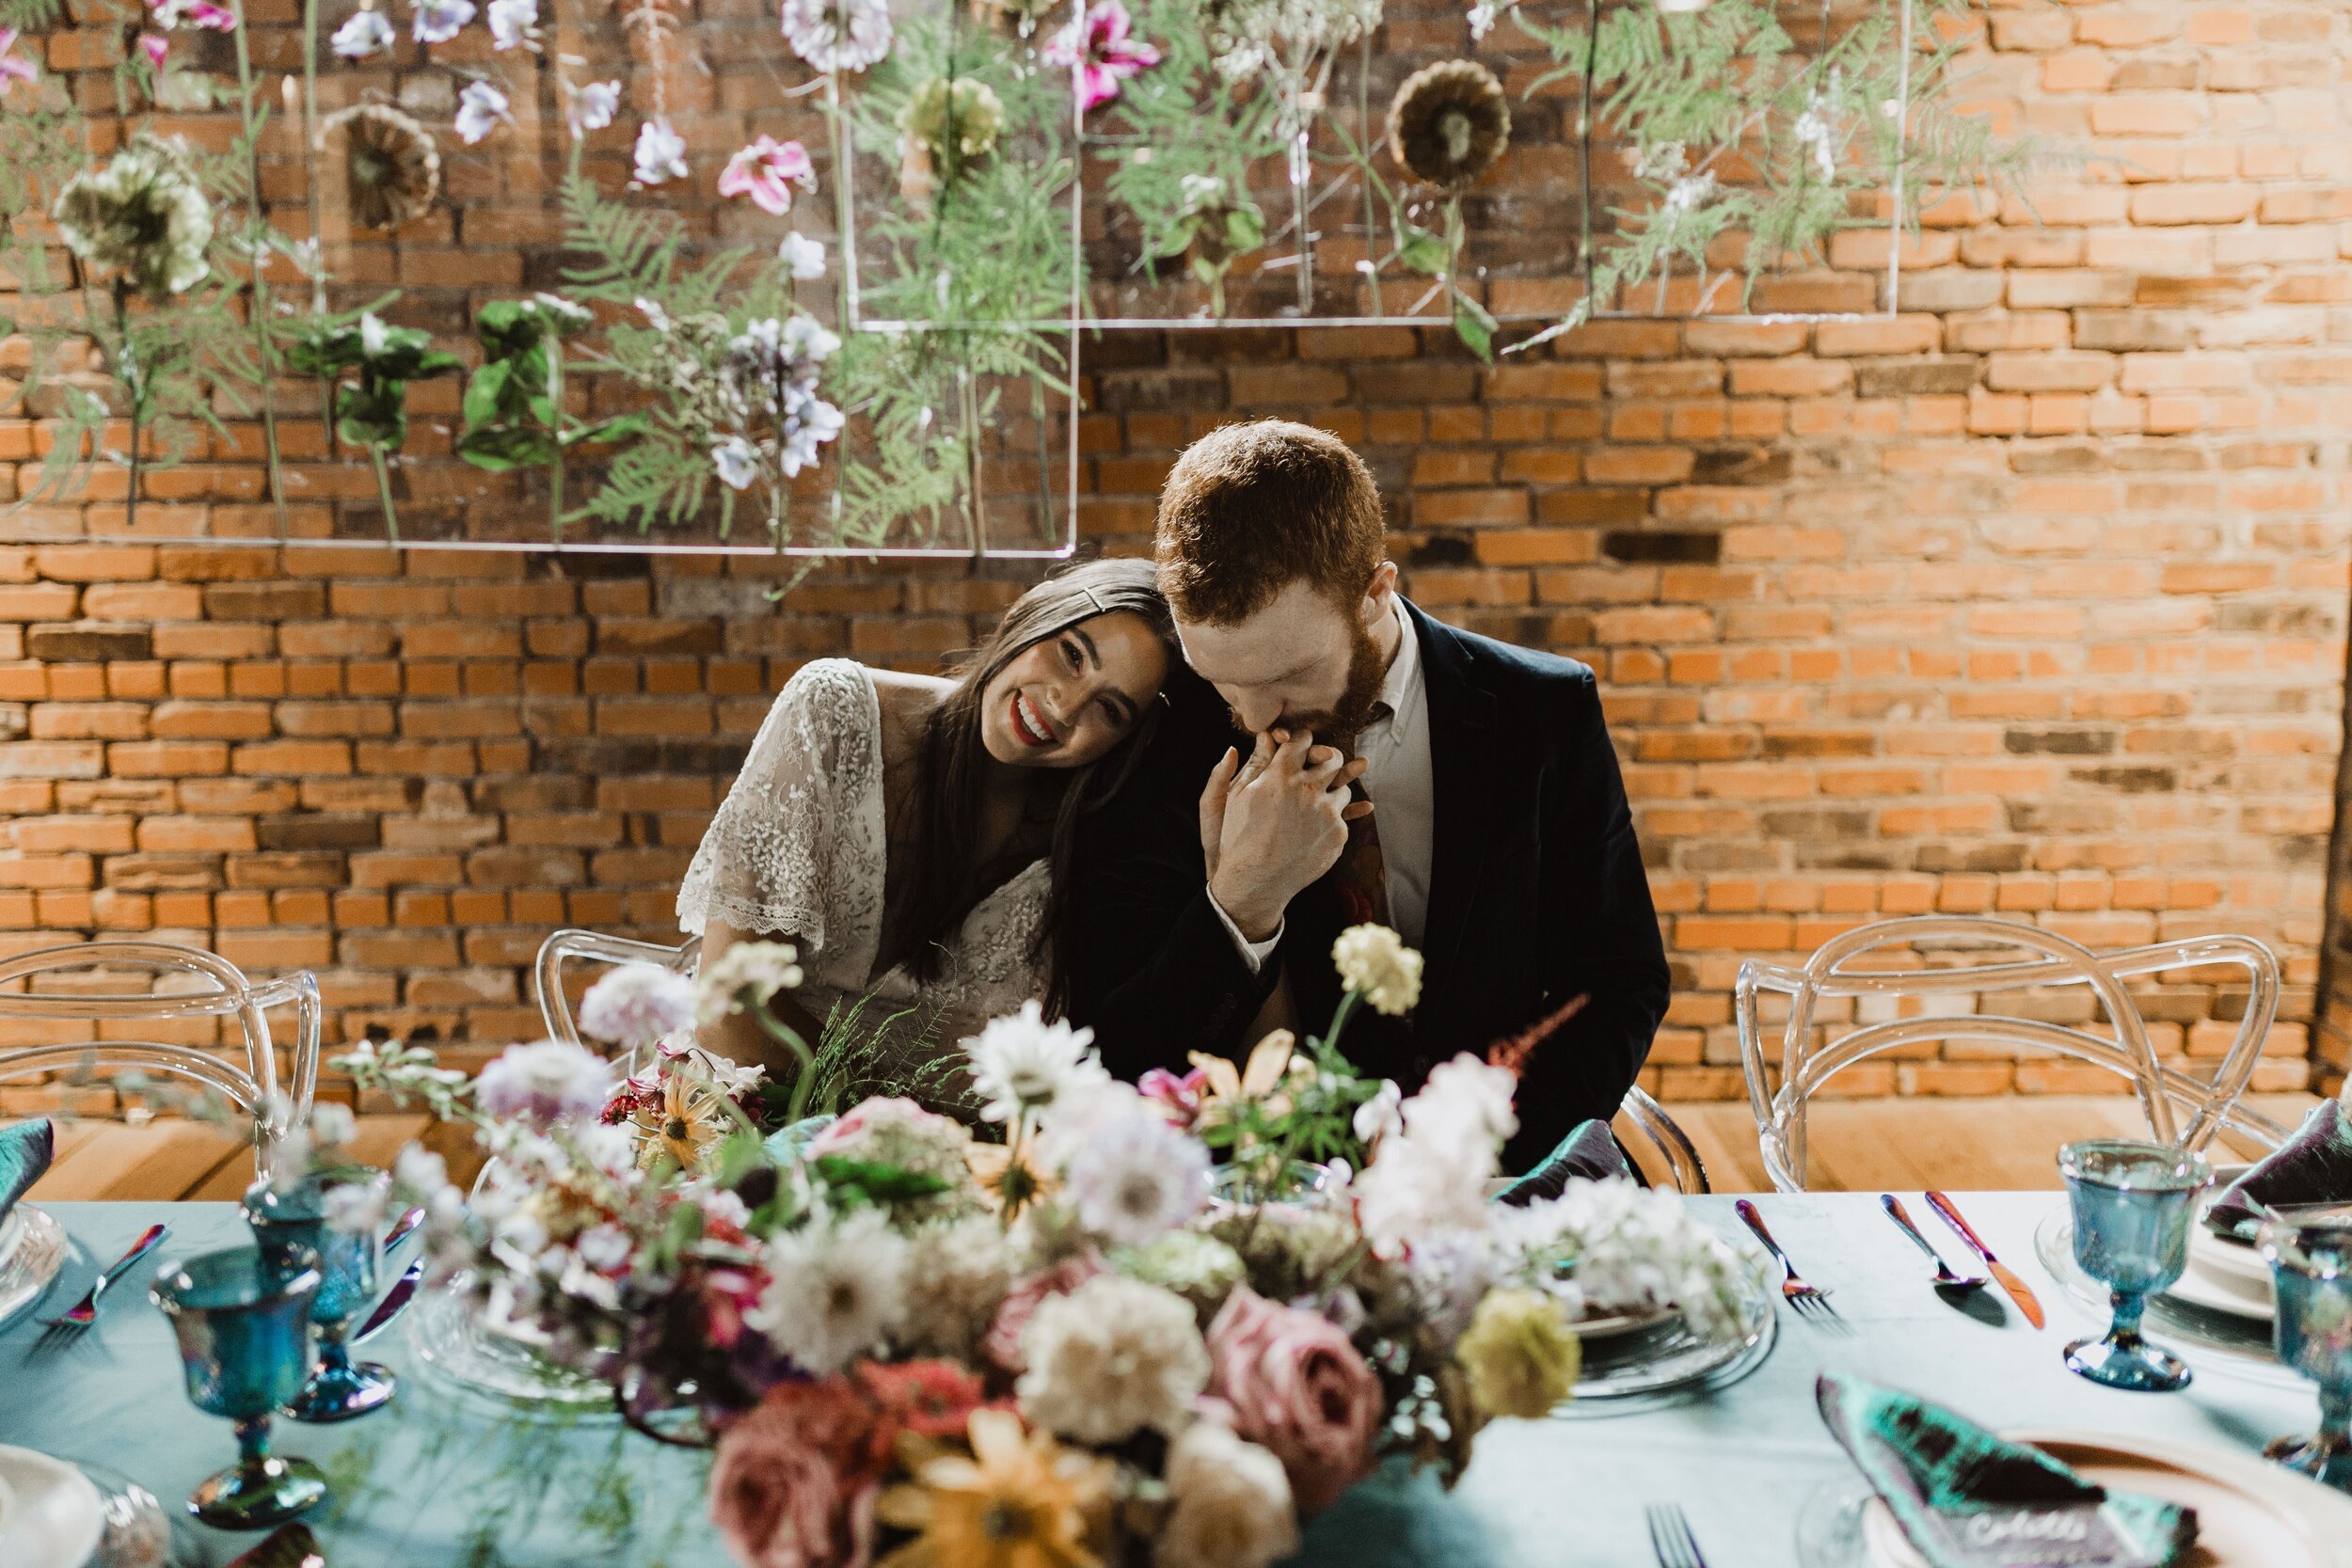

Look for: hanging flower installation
[779,0,892,73]
[718,135,818,216]
[323,103,440,230]
[1043,0,1158,114]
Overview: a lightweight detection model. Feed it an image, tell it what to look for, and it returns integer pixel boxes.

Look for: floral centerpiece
[343,926,1750,1568]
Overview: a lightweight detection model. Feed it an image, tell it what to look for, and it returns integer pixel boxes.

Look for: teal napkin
[2207,1100,2352,1242]
[0,1117,54,1226]
[1817,1371,2198,1568]
[1493,1118,1629,1207]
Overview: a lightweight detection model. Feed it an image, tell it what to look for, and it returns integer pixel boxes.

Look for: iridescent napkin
[0,1117,54,1226]
[1816,1372,2197,1568]
[2206,1099,2352,1243]
[1492,1118,1629,1207]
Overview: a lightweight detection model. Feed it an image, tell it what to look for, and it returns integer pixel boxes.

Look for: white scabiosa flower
[568,78,620,137]
[473,1037,612,1127]
[331,8,396,56]
[453,79,508,144]
[578,961,697,1052]
[779,0,892,73]
[750,1207,911,1373]
[410,0,472,43]
[1017,1275,1208,1443]
[1155,1418,1300,1568]
[1331,924,1422,1016]
[711,436,760,491]
[1066,1112,1210,1248]
[631,118,689,186]
[964,1000,1100,1124]
[486,0,533,48]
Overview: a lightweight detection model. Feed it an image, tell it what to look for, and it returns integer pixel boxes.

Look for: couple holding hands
[678,419,1668,1171]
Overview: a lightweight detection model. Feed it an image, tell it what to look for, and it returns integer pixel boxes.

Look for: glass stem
[2320,1386,2352,1449]
[234,1415,273,1469]
[2106,1289,2147,1350]
[316,1322,352,1374]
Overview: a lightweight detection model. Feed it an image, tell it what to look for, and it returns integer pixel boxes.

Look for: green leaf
[335,381,407,451]
[808,1154,951,1206]
[1453,289,1498,362]
[564,413,649,449]
[1225,205,1266,254]
[461,358,516,433]
[1397,222,1451,277]
[456,425,555,471]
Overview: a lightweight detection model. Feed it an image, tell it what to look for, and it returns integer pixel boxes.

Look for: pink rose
[981,1252,1103,1375]
[1205,1286,1383,1515]
[707,1379,880,1568]
[808,1097,948,1156]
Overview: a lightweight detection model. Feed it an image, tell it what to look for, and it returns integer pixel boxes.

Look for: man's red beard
[1227,609,1389,748]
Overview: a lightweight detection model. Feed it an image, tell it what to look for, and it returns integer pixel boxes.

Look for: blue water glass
[2058,1138,2211,1392]
[2259,1216,2352,1492]
[149,1247,329,1528]
[243,1172,398,1421]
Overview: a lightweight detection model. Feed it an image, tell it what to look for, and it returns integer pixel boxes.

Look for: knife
[383,1205,426,1253]
[225,1521,325,1568]
[352,1258,422,1343]
[1925,1190,2044,1329]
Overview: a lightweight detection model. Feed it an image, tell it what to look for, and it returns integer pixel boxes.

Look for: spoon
[1881,1194,1989,1293]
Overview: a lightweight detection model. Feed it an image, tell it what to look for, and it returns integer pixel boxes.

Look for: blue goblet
[244,1173,397,1421]
[149,1247,329,1528]
[2259,1216,2352,1491]
[2059,1138,2211,1392]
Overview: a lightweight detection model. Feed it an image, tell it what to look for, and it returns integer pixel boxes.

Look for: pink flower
[707,1378,880,1568]
[1138,1065,1206,1127]
[808,1097,946,1155]
[1043,0,1158,114]
[1205,1286,1383,1516]
[0,29,39,89]
[980,1251,1103,1375]
[135,32,167,67]
[719,135,817,216]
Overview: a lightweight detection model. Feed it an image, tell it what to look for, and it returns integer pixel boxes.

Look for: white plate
[2165,1226,2274,1322]
[0,1446,105,1568]
[1860,1429,2352,1568]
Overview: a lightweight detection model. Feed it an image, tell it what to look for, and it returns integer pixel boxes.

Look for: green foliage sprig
[458,295,648,541]
[287,312,463,543]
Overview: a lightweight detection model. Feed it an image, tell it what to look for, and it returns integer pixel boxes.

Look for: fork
[1734,1199,1848,1330]
[33,1222,167,1350]
[1645,1502,1712,1568]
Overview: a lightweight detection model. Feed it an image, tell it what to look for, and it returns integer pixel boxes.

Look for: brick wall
[4,0,2350,1101]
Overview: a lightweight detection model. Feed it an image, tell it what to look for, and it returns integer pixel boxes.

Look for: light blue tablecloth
[0,1196,2320,1567]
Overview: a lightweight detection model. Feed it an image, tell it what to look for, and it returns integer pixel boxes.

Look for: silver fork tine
[1645,1503,1708,1568]
[1672,1505,1712,1568]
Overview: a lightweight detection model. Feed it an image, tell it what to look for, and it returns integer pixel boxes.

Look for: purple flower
[1044,0,1159,115]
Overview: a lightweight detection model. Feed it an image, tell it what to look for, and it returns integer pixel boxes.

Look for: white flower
[901,1214,1017,1358]
[568,79,620,136]
[474,1037,613,1127]
[1030,1062,1136,1169]
[694,939,804,1028]
[323,1171,391,1235]
[574,1222,633,1270]
[777,394,844,477]
[331,8,396,56]
[750,1207,910,1373]
[1465,0,1498,39]
[964,1001,1099,1124]
[1178,172,1226,211]
[1665,170,1716,212]
[309,1101,358,1148]
[1066,1113,1210,1247]
[392,1142,449,1196]
[486,0,533,48]
[779,0,892,73]
[1403,1053,1518,1153]
[1495,1178,1755,1339]
[1352,1079,1402,1148]
[410,0,472,42]
[579,962,697,1051]
[779,230,826,281]
[1018,1275,1208,1443]
[711,436,760,491]
[635,296,670,332]
[1352,1130,1489,1256]
[1156,1418,1300,1568]
[1331,924,1422,1016]
[1624,139,1687,182]
[632,118,688,186]
[454,80,508,144]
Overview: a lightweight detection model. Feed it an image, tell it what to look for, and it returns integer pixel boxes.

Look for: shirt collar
[1366,595,1419,731]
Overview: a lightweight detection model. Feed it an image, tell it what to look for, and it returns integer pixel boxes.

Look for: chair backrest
[534,928,702,1070]
[0,941,320,1176]
[1737,917,2282,1193]
[1618,1085,1710,1195]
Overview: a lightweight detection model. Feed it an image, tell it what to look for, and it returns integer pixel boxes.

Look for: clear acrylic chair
[1619,1085,1710,1195]
[534,929,702,1070]
[1737,917,2283,1194]
[0,941,322,1177]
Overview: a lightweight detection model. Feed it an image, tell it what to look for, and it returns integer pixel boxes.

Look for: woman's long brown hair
[874,558,1175,1018]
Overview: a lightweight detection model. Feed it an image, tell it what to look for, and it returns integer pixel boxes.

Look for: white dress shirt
[1212,595,1435,966]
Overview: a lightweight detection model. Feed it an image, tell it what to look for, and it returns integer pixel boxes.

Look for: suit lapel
[1406,600,1500,1025]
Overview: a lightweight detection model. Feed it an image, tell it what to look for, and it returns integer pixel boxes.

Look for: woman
[677,559,1177,1083]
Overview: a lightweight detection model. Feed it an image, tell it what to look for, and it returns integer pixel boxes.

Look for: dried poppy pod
[321,103,440,230]
[1386,59,1510,190]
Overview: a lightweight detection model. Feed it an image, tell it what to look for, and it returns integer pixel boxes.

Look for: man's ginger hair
[1154,420,1386,625]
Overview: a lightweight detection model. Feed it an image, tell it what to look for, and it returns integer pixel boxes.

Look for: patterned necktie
[1331,776,1390,929]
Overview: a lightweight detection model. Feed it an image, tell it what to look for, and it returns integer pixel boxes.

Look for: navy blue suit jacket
[1065,599,1671,1172]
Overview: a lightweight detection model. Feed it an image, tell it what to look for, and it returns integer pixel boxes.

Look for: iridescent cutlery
[382,1206,425,1253]
[1925,1190,2046,1329]
[1645,1502,1713,1568]
[33,1221,167,1348]
[1880,1195,1988,1293]
[351,1259,421,1345]
[1734,1199,1848,1330]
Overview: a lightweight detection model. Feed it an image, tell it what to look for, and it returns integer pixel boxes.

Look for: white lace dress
[675,658,1050,1053]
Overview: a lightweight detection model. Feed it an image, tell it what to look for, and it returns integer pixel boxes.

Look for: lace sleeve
[676,658,877,956]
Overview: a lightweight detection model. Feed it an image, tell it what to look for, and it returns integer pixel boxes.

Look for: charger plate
[408,1275,621,1422]
[1552,1246,1779,1418]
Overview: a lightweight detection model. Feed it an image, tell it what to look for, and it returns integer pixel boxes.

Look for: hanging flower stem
[753,1007,818,1124]
[366,441,401,545]
[229,0,291,536]
[112,280,141,535]
[298,0,332,455]
[547,320,566,543]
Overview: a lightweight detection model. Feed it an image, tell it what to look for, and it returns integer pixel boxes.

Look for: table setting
[5,932,2352,1568]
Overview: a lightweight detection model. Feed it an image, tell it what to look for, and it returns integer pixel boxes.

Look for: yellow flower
[1332,925,1422,1017]
[967,1138,1058,1220]
[876,1407,1114,1568]
[1454,1287,1581,1419]
[631,1071,728,1176]
[1189,1030,1310,1127]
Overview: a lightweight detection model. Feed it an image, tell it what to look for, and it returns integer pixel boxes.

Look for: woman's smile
[1009,689,1059,749]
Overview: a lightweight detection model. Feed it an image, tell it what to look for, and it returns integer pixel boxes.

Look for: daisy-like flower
[53,134,215,298]
[1189,1029,1309,1128]
[578,961,697,1053]
[964,1001,1099,1125]
[631,117,688,186]
[779,0,892,74]
[875,1408,1113,1568]
[967,1135,1057,1220]
[567,78,619,136]
[711,436,759,491]
[486,0,534,48]
[750,1206,910,1373]
[629,1069,731,1174]
[718,135,817,216]
[779,230,826,281]
[410,0,472,42]
[453,79,508,145]
[1331,924,1422,1016]
[1066,1112,1209,1247]
[0,30,38,94]
[1017,1274,1209,1444]
[1043,0,1159,115]
[331,7,395,55]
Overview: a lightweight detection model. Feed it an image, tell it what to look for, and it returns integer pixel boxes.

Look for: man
[1065,420,1671,1172]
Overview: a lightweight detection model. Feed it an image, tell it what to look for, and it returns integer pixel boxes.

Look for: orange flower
[1189,1030,1311,1128]
[966,1139,1057,1221]
[875,1408,1113,1568]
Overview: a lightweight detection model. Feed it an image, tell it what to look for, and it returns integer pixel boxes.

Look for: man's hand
[1199,729,1369,941]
